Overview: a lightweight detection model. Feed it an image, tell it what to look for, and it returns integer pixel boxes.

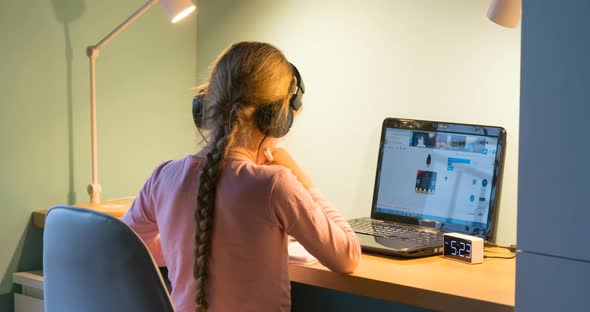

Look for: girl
[123,41,360,312]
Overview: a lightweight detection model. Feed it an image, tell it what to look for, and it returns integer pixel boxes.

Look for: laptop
[349,117,506,257]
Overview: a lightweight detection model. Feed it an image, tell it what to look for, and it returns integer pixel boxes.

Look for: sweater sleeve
[121,162,169,266]
[270,169,361,273]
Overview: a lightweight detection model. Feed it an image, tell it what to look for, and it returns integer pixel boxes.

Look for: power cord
[484,254,516,259]
[483,242,517,260]
[484,242,517,253]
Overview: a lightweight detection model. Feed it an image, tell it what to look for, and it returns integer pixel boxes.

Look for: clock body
[443,233,484,264]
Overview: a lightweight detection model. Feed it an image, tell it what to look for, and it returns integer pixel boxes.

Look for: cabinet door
[516,252,590,312]
[14,293,44,312]
[519,0,590,262]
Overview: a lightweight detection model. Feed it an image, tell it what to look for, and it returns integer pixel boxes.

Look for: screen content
[375,128,499,235]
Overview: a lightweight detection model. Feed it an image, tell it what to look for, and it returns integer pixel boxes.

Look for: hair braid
[191,41,295,311]
[194,129,227,311]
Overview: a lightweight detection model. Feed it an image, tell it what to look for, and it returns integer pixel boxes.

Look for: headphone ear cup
[254,104,274,136]
[192,95,205,129]
[289,90,303,112]
[281,108,294,137]
[254,103,293,138]
[193,94,216,130]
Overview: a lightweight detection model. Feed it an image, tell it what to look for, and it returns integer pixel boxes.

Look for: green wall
[0,0,196,310]
[196,0,520,245]
[195,1,519,310]
[0,0,520,310]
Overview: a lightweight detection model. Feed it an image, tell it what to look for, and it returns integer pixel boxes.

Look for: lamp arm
[85,0,158,204]
[94,0,158,50]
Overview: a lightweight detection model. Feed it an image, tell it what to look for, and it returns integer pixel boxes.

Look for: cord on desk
[484,254,516,260]
[484,241,517,253]
[483,241,517,260]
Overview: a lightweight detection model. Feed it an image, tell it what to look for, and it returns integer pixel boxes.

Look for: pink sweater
[122,151,361,312]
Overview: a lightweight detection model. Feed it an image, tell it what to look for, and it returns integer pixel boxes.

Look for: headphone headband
[289,63,305,112]
[193,62,305,138]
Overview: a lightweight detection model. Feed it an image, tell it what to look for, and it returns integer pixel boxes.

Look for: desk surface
[32,198,132,228]
[33,200,515,312]
[289,250,514,312]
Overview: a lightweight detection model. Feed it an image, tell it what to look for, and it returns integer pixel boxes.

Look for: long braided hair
[193,42,295,311]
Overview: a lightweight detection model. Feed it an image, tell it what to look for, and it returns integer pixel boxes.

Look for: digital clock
[443,233,483,264]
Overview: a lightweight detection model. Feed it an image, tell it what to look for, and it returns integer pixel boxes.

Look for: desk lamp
[487,0,521,28]
[86,0,196,204]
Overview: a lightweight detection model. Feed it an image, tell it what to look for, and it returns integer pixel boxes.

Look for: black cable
[256,133,269,163]
[484,242,517,253]
[484,255,516,260]
[483,241,517,260]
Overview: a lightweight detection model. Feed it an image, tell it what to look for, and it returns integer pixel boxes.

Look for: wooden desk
[289,250,514,312]
[32,203,515,311]
[32,198,134,228]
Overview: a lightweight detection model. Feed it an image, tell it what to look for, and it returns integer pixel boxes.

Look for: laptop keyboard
[349,219,444,246]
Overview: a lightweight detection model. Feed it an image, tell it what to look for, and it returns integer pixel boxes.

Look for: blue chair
[43,206,175,312]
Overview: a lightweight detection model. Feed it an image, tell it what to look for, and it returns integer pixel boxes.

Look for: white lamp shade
[487,0,521,28]
[160,0,196,23]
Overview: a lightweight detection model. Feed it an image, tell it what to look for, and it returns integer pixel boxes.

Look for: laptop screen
[371,118,506,239]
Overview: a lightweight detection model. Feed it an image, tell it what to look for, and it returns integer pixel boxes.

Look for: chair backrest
[43,206,175,312]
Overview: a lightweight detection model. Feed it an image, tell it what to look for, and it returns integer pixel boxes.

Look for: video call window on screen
[409,131,488,154]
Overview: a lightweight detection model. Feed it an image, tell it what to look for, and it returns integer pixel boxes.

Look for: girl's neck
[228,146,263,163]
[227,135,275,164]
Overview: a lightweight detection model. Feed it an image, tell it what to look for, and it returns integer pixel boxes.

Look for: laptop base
[356,233,443,258]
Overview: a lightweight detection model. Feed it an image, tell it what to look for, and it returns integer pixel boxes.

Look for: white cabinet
[516,252,590,312]
[518,0,590,311]
[518,0,590,263]
[13,271,44,312]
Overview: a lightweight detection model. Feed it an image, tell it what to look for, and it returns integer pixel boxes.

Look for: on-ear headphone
[192,91,209,130]
[192,62,305,138]
[254,63,305,138]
